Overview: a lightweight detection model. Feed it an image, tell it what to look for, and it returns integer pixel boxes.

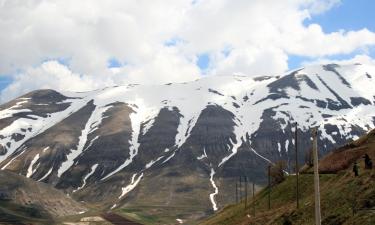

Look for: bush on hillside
[270,160,287,185]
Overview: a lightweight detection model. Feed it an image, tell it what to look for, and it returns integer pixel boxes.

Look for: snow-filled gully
[209,168,219,211]
[73,163,99,192]
[57,104,111,177]
[119,173,144,199]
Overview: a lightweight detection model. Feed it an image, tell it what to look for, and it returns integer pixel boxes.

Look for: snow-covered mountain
[0,63,374,220]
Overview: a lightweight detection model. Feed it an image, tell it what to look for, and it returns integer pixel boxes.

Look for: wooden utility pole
[239,175,242,203]
[268,164,271,210]
[312,127,321,225]
[252,181,255,216]
[245,176,248,209]
[235,180,238,203]
[295,122,299,209]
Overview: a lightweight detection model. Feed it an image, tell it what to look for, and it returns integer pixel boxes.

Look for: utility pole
[252,181,255,216]
[312,127,321,225]
[245,176,248,209]
[295,122,299,209]
[235,179,238,203]
[239,176,242,203]
[268,164,271,210]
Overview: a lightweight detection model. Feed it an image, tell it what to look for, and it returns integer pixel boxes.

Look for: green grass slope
[200,130,375,225]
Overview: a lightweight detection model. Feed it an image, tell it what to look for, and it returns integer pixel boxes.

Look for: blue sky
[288,0,375,70]
[0,77,13,92]
[205,0,375,71]
[198,0,375,72]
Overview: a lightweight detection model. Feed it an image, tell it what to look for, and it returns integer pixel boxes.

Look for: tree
[270,160,287,185]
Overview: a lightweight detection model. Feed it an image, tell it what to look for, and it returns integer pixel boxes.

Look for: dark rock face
[253,75,273,81]
[350,97,372,106]
[268,70,303,94]
[299,74,319,90]
[134,107,181,169]
[323,64,351,88]
[57,102,135,190]
[71,106,182,204]
[115,105,239,212]
[316,75,351,110]
[177,104,236,166]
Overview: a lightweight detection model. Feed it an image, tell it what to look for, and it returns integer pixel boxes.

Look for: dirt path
[101,213,143,225]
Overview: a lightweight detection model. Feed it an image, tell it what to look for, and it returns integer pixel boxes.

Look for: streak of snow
[209,168,218,211]
[57,105,111,177]
[218,138,242,167]
[38,167,53,181]
[1,148,26,169]
[197,147,208,160]
[26,153,39,178]
[285,140,289,152]
[83,136,99,151]
[251,148,272,164]
[162,151,176,164]
[102,99,157,180]
[73,164,99,192]
[119,173,143,199]
[145,156,164,169]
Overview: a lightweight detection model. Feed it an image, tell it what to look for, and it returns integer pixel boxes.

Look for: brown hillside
[319,129,375,173]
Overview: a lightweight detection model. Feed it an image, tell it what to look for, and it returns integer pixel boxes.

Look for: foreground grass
[200,167,375,225]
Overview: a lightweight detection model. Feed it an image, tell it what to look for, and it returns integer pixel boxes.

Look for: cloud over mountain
[1,0,375,101]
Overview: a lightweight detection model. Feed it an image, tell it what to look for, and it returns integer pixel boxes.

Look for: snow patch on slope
[73,164,98,192]
[38,167,53,182]
[26,153,39,178]
[197,148,208,160]
[119,173,143,199]
[145,156,164,169]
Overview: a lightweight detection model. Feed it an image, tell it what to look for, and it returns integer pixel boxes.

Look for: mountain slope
[200,129,375,225]
[0,63,374,222]
[0,170,86,224]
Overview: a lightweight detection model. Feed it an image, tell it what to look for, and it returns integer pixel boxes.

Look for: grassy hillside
[200,129,375,225]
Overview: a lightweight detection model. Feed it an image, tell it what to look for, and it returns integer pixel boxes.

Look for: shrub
[270,161,287,185]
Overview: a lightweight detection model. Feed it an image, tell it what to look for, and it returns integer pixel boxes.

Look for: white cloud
[0,61,113,102]
[300,0,341,15]
[210,46,288,76]
[111,46,201,84]
[301,54,375,66]
[0,0,375,101]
